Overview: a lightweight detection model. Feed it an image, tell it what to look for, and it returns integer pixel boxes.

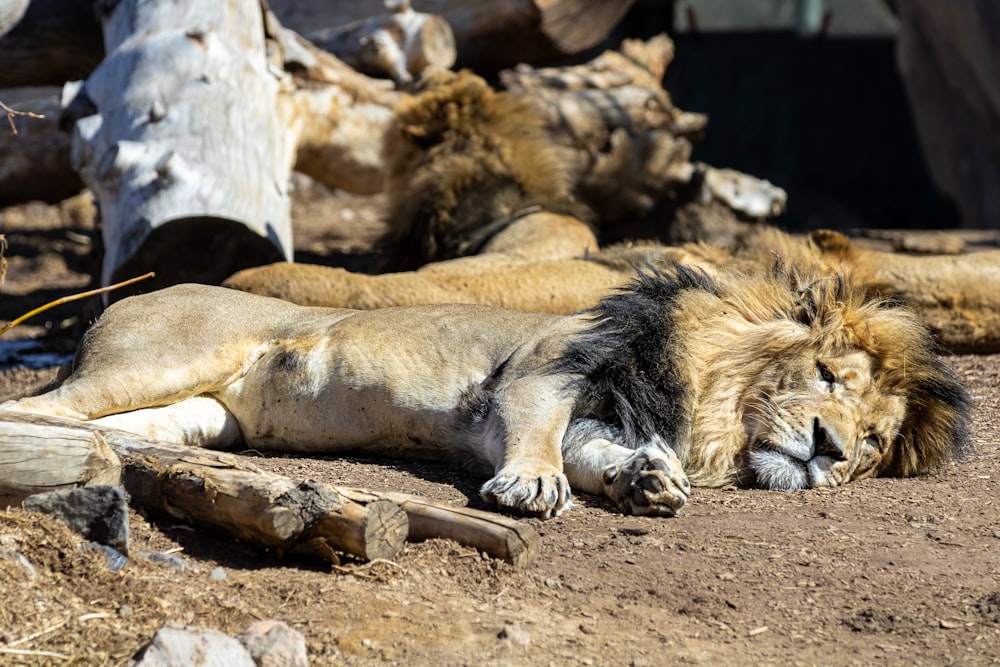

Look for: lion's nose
[812,418,845,460]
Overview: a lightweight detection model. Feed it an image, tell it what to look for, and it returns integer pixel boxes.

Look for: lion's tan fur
[5,260,969,517]
[666,263,967,486]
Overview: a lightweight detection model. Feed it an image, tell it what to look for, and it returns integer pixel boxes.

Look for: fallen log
[270,0,636,73]
[340,488,540,569]
[0,412,407,562]
[307,0,456,85]
[66,0,296,297]
[0,411,541,566]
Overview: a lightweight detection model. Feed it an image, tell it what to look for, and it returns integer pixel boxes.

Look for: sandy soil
[1,191,999,666]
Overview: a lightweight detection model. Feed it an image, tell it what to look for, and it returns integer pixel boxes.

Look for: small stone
[128,625,255,666]
[210,567,227,581]
[137,551,191,570]
[237,620,309,667]
[119,605,134,619]
[497,621,531,646]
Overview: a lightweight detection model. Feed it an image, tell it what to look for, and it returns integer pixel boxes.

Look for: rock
[24,485,129,554]
[128,625,256,667]
[497,621,531,646]
[137,551,193,570]
[237,620,309,667]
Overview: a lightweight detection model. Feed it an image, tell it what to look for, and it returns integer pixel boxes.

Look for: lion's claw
[604,444,690,516]
[481,468,572,518]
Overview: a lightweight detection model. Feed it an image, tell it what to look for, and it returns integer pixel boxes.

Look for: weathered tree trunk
[0,412,541,567]
[307,0,456,85]
[341,488,540,569]
[67,0,295,297]
[0,412,407,561]
[270,0,636,73]
[0,413,121,506]
[501,35,785,231]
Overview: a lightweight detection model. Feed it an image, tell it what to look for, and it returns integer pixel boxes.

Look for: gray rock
[237,620,309,667]
[24,485,130,554]
[128,625,256,667]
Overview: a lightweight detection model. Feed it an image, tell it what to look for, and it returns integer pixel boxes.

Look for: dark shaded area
[109,217,286,302]
[609,2,958,232]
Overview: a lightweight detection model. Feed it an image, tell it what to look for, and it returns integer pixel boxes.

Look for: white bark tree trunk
[68,0,294,296]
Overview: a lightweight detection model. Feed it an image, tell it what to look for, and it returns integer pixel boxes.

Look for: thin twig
[4,619,67,648]
[0,234,7,286]
[0,272,155,336]
[0,647,70,659]
[0,99,46,136]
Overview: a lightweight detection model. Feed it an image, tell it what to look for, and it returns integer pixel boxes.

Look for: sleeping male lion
[3,263,969,518]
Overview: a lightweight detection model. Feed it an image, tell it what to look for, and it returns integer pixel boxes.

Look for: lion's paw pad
[603,445,690,517]
[481,469,571,518]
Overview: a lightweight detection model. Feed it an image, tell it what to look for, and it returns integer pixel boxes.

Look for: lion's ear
[883,362,971,477]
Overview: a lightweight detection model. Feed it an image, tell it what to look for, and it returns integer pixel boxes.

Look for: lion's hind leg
[91,396,242,449]
[562,421,690,517]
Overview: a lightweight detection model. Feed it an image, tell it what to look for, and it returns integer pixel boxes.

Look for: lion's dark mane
[551,266,716,448]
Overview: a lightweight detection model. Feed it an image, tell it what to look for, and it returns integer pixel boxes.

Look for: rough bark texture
[341,488,541,568]
[0,412,408,562]
[270,0,635,72]
[0,412,540,566]
[68,0,294,296]
[307,1,456,84]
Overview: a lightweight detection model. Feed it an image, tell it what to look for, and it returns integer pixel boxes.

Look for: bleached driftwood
[0,412,541,566]
[65,0,297,297]
[501,34,785,233]
[271,0,636,72]
[307,0,456,85]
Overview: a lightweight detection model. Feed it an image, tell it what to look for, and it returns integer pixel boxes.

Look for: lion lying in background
[3,262,969,518]
[225,66,1000,356]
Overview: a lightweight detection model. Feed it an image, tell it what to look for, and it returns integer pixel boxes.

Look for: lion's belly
[213,326,500,456]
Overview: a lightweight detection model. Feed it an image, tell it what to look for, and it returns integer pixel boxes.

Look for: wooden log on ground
[859,249,1000,354]
[340,488,541,568]
[0,411,544,565]
[270,0,636,73]
[264,13,401,195]
[307,0,456,85]
[0,414,121,507]
[67,0,295,297]
[498,35,785,231]
[0,412,407,562]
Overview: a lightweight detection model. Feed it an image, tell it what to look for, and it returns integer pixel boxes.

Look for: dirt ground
[1,189,999,666]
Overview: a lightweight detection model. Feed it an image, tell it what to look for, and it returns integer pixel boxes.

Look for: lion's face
[740,349,906,490]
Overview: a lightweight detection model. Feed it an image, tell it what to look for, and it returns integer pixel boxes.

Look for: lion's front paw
[480,465,572,519]
[603,443,690,517]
